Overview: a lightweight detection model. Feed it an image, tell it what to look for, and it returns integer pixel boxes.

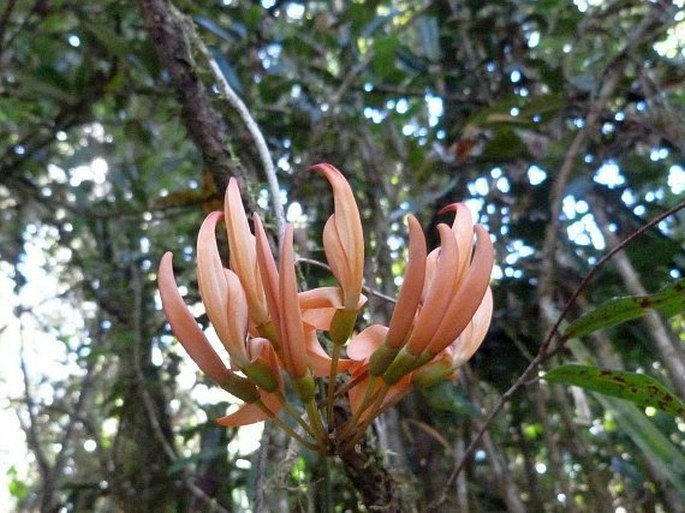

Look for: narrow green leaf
[564,278,685,339]
[596,394,685,496]
[545,364,685,417]
[567,340,685,496]
[80,20,130,58]
[421,381,481,417]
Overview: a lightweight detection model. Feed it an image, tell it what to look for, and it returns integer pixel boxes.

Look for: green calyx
[329,308,358,346]
[243,361,279,392]
[382,349,432,385]
[292,373,316,403]
[368,343,400,376]
[411,362,452,388]
[223,374,260,403]
[257,320,281,351]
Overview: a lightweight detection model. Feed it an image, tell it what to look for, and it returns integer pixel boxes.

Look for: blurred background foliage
[1,0,684,512]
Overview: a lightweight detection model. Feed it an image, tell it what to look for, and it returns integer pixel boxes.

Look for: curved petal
[311,163,364,310]
[158,252,232,387]
[299,286,342,329]
[197,211,249,367]
[215,391,283,427]
[223,269,250,367]
[426,225,494,355]
[406,224,460,355]
[304,328,353,377]
[299,286,344,309]
[322,215,348,295]
[254,214,281,333]
[385,215,426,349]
[224,178,269,324]
[347,324,388,361]
[440,203,475,281]
[197,211,231,340]
[299,287,367,330]
[301,307,336,331]
[450,286,493,368]
[278,225,308,378]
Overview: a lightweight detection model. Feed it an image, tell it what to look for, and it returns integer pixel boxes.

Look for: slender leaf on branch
[563,279,685,339]
[545,364,685,417]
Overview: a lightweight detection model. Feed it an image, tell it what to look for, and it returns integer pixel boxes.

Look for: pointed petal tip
[309,163,348,185]
[308,162,339,173]
[215,405,270,427]
[437,202,468,216]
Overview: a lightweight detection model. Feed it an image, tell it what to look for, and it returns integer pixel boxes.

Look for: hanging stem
[338,382,389,453]
[304,399,328,450]
[278,392,318,440]
[326,343,342,427]
[255,401,318,451]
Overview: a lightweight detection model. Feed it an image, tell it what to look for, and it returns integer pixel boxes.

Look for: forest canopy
[1,1,684,512]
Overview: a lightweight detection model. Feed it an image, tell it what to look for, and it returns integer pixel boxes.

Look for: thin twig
[190,18,286,239]
[296,256,398,304]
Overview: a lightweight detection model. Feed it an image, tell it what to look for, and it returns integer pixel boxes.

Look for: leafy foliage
[545,364,685,417]
[564,278,685,339]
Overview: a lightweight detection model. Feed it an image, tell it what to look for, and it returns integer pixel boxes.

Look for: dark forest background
[1,1,684,512]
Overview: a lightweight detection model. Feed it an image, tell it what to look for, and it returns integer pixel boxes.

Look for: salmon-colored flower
[350,204,494,386]
[254,216,349,379]
[196,211,251,369]
[224,177,270,329]
[310,163,364,312]
[159,164,495,449]
[278,225,310,380]
[159,252,243,390]
[158,252,281,426]
[412,287,493,387]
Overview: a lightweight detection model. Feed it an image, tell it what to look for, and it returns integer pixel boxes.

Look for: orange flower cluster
[158,163,494,453]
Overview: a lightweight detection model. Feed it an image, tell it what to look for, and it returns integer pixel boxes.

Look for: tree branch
[137,0,247,193]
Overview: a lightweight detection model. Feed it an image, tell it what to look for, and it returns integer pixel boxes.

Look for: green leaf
[564,279,685,339]
[545,364,685,417]
[373,35,401,80]
[421,381,481,417]
[567,341,685,495]
[19,67,76,104]
[80,20,130,58]
[598,395,685,495]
